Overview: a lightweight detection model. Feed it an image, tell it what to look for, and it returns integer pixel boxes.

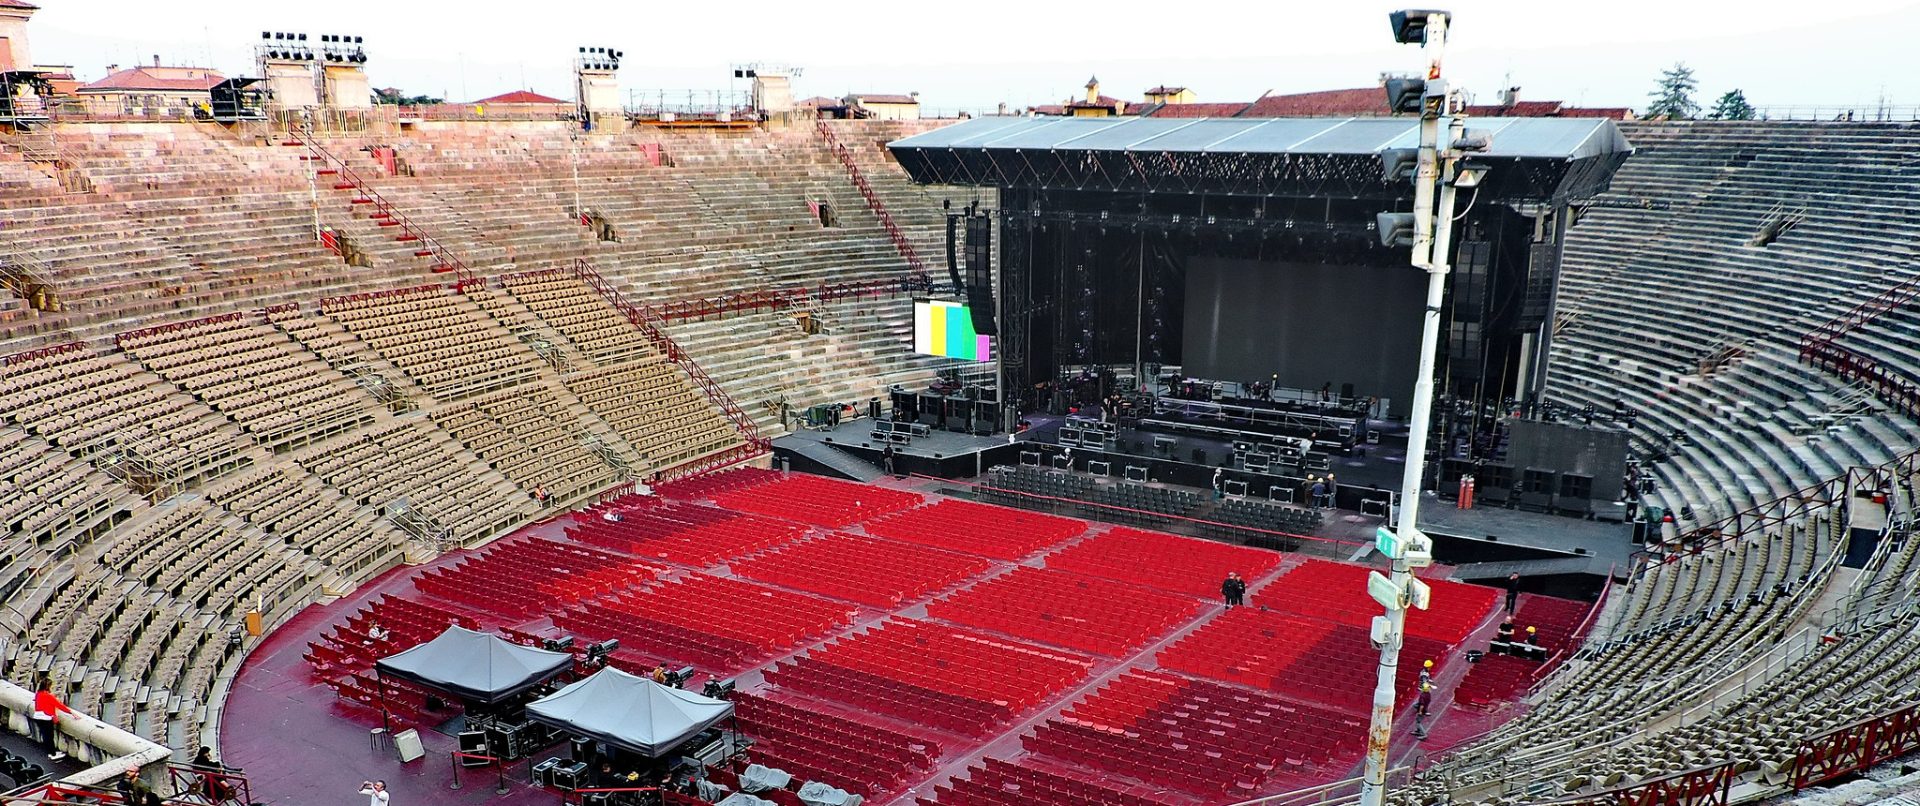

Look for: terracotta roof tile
[79,66,223,93]
[474,89,567,105]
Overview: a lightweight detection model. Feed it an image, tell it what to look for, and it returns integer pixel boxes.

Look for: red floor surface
[220,473,1586,806]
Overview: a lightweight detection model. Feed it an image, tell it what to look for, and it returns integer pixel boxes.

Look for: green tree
[1706,89,1755,120]
[373,87,443,106]
[1644,63,1700,120]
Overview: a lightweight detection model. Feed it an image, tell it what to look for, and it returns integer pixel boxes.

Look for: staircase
[780,438,886,482]
[815,120,932,287]
[568,258,770,461]
[283,127,481,289]
[0,252,61,312]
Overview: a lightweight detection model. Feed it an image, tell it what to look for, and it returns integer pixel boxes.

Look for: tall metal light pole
[1361,9,1487,806]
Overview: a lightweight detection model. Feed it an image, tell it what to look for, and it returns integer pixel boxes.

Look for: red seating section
[734,692,941,799]
[292,475,1566,803]
[1022,670,1368,798]
[1156,607,1448,714]
[570,498,807,566]
[1258,559,1500,644]
[765,619,1093,737]
[304,595,478,676]
[923,758,1138,806]
[926,566,1200,656]
[654,466,782,499]
[1512,593,1593,655]
[412,537,660,618]
[305,596,484,719]
[1452,653,1540,709]
[731,532,990,607]
[554,573,851,674]
[864,499,1088,559]
[1045,527,1283,598]
[711,473,923,527]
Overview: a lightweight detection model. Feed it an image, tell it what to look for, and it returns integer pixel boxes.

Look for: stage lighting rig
[259,31,315,62]
[577,46,622,72]
[318,34,368,64]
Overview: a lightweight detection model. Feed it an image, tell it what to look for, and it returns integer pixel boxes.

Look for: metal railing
[567,258,768,460]
[1801,338,1920,422]
[286,126,482,290]
[815,120,933,287]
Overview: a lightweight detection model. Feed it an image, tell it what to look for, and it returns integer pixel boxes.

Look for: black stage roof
[889,116,1632,204]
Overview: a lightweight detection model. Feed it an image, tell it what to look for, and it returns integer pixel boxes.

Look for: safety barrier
[1791,699,1920,789]
[449,751,510,794]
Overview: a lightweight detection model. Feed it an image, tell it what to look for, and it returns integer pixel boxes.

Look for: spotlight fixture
[577,45,621,72]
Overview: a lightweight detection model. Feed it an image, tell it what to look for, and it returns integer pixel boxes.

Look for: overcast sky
[24,1,1914,113]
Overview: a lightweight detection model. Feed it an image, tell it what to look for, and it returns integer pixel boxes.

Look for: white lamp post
[1360,9,1490,806]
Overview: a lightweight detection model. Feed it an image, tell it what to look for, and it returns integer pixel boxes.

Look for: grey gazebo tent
[525,667,735,758]
[373,625,573,705]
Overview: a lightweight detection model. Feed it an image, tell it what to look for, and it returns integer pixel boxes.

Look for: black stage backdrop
[1181,257,1425,417]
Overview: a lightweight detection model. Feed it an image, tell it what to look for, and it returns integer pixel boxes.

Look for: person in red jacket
[32,675,73,760]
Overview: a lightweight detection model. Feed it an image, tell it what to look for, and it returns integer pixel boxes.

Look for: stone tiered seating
[1423,510,1846,798]
[562,359,740,471]
[502,269,658,365]
[0,424,128,547]
[1552,122,1920,525]
[118,312,379,450]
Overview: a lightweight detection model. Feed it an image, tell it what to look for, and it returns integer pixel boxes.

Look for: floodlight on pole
[1360,9,1475,806]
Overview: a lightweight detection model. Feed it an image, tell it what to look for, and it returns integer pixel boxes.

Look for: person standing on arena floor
[1505,572,1522,613]
[883,444,897,476]
[358,780,389,806]
[1221,572,1246,607]
[31,675,72,760]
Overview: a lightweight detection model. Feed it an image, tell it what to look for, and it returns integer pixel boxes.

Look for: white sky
[24,0,1915,113]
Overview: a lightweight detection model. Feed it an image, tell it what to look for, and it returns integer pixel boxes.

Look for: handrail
[1222,766,1415,806]
[1801,339,1920,421]
[288,127,483,291]
[568,258,768,458]
[166,763,252,806]
[2,340,86,368]
[815,121,933,287]
[1799,273,1920,353]
[1791,698,1920,789]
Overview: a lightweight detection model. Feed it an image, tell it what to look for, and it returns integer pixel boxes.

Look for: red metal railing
[113,310,249,347]
[2,339,86,368]
[167,763,253,806]
[1537,761,1739,806]
[288,127,483,291]
[1801,339,1920,421]
[815,120,932,287]
[318,283,446,314]
[649,275,930,323]
[1792,699,1920,789]
[568,258,768,459]
[1799,274,1920,359]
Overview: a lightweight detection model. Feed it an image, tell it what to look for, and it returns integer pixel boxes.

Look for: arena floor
[219,472,1584,806]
